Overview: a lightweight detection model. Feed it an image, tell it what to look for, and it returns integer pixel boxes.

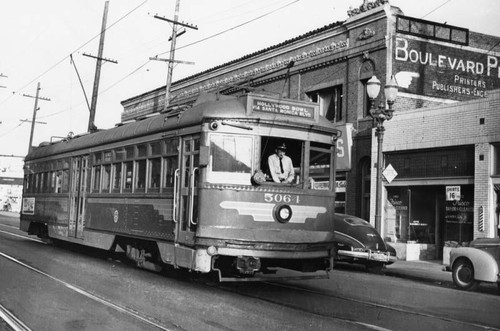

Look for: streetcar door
[69,155,88,239]
[175,136,200,247]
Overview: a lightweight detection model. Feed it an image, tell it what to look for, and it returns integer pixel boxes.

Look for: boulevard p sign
[446,186,461,201]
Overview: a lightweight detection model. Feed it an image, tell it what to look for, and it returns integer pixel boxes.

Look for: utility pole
[23,82,50,153]
[152,0,197,111]
[85,0,117,133]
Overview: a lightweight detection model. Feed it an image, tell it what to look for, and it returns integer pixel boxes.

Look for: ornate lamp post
[367,75,398,233]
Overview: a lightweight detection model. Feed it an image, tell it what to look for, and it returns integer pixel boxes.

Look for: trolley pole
[23,82,50,153]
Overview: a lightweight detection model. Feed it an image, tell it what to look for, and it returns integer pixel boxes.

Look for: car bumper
[337,249,397,263]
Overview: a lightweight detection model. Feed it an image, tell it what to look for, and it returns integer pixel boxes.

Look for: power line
[155,0,299,57]
[44,0,301,117]
[0,0,148,107]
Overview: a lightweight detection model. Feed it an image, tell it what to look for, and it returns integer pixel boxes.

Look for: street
[0,212,499,331]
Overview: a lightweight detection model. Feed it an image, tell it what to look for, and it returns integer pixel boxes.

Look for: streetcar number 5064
[264,193,299,204]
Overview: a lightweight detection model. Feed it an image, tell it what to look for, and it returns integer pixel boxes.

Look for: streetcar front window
[208,134,254,184]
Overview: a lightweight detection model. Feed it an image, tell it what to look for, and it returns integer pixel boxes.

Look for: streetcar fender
[450,247,499,283]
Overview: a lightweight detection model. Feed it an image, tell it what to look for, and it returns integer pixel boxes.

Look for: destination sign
[252,98,315,119]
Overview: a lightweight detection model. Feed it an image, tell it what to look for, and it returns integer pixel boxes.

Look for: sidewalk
[384,259,452,285]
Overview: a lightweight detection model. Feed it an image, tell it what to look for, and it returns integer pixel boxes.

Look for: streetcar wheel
[452,259,480,291]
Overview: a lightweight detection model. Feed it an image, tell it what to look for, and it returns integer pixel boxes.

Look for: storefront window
[385,185,474,246]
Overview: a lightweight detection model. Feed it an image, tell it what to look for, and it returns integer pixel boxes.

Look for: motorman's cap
[276,143,287,151]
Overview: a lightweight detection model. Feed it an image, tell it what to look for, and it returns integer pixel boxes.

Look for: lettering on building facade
[394,37,500,100]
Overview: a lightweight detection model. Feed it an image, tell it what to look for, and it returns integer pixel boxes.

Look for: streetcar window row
[24,168,71,194]
[90,138,179,194]
[23,138,179,195]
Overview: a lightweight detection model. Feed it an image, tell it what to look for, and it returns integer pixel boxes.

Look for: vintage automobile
[445,238,500,292]
[333,213,397,272]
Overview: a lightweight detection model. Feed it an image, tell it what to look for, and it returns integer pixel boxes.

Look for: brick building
[120,1,500,260]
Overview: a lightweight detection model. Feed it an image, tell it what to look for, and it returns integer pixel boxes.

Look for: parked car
[333,213,397,273]
[445,238,500,292]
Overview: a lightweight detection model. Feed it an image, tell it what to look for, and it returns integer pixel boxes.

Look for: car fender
[450,247,499,283]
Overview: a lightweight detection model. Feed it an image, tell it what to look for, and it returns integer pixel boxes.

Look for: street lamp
[367,75,398,233]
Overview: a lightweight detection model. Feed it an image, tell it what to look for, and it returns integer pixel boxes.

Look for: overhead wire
[0,0,149,108]
[52,0,301,111]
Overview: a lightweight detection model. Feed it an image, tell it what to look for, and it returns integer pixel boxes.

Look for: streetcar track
[203,279,499,331]
[266,281,500,330]
[0,229,45,244]
[0,303,32,331]
[0,251,173,331]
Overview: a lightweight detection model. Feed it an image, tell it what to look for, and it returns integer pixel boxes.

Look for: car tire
[452,258,480,291]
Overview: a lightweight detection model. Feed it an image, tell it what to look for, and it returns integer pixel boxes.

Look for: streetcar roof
[25,93,337,161]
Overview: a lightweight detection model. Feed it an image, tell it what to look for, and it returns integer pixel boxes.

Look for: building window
[396,15,468,45]
[494,145,500,176]
[307,85,343,122]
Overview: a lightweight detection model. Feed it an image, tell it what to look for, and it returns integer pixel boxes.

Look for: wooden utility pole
[86,1,117,133]
[23,82,50,153]
[152,0,197,111]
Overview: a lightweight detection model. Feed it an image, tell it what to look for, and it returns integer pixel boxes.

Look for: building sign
[336,180,346,193]
[394,37,500,101]
[335,123,353,172]
[252,98,314,119]
[446,186,461,201]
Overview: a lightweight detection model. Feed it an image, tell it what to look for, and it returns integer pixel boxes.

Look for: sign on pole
[383,164,398,183]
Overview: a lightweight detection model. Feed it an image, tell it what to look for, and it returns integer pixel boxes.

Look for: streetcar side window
[55,170,62,193]
[309,142,334,191]
[102,164,111,192]
[112,162,122,193]
[92,165,101,192]
[149,157,161,192]
[163,138,179,191]
[135,159,147,192]
[148,141,162,192]
[61,168,70,193]
[123,161,133,192]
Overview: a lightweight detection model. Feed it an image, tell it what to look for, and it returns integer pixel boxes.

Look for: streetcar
[20,92,340,281]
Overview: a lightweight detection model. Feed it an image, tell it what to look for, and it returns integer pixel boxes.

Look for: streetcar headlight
[273,204,292,223]
[207,246,218,256]
[209,121,219,130]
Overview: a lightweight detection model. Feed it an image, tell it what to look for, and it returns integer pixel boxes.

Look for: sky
[0,0,499,159]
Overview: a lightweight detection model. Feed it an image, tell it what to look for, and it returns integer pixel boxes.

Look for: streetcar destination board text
[252,98,314,119]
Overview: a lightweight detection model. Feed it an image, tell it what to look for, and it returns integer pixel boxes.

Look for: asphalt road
[0,213,499,330]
